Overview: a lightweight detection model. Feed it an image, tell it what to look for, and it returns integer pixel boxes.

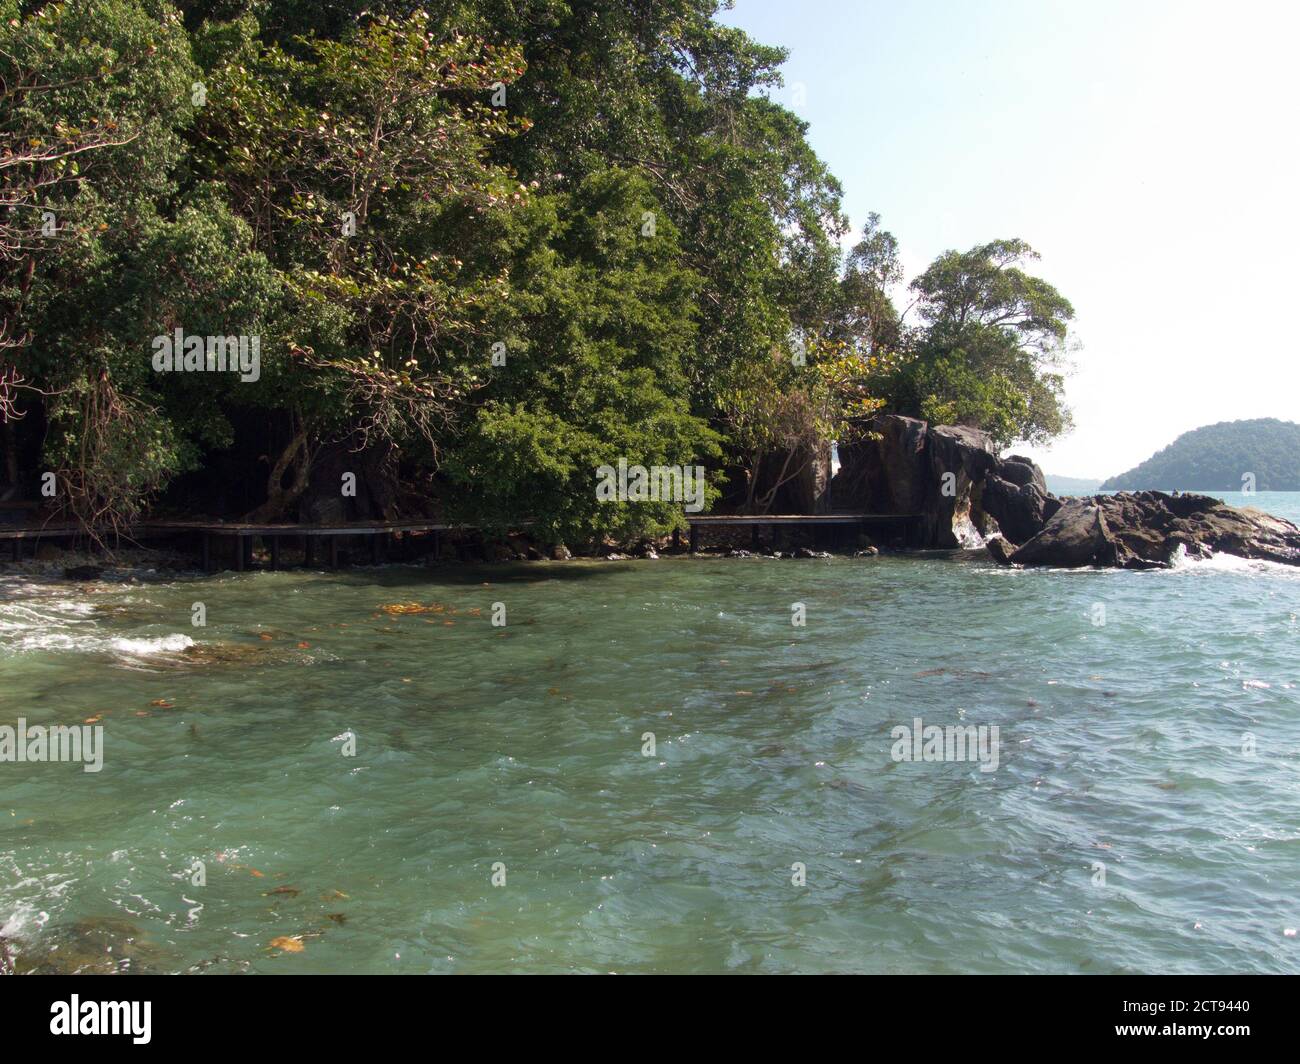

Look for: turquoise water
[2,494,1299,974]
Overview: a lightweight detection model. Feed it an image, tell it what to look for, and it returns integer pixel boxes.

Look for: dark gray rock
[924,424,999,548]
[831,414,930,517]
[1009,501,1110,567]
[997,455,1047,493]
[980,475,1059,544]
[985,536,1018,565]
[1010,491,1300,569]
[764,440,834,514]
[62,565,104,581]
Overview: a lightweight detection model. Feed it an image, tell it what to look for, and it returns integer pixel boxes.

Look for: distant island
[1045,474,1103,496]
[1101,418,1300,491]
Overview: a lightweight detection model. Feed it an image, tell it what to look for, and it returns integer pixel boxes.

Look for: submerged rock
[1009,491,1300,569]
[10,916,163,975]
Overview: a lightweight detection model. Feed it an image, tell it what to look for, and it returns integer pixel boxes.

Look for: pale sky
[720,0,1300,478]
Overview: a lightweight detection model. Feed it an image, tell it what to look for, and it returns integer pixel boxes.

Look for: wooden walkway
[192,521,462,571]
[685,512,921,551]
[1,511,926,567]
[0,518,463,571]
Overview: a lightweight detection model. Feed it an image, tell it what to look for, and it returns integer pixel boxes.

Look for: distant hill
[1101,419,1300,491]
[1046,474,1103,496]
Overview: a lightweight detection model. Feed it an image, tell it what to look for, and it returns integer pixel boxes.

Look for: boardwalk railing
[684,512,922,552]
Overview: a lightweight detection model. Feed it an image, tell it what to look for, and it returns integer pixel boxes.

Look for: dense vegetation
[1,0,1078,545]
[1101,419,1300,492]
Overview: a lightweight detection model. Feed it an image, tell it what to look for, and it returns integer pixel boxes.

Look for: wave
[2,624,195,657]
[1168,543,1300,576]
[108,634,196,655]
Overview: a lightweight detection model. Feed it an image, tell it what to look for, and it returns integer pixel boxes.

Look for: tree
[882,238,1074,447]
[442,169,720,545]
[831,213,904,356]
[189,9,528,517]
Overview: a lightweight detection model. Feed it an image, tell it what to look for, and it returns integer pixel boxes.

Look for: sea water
[1,494,1297,973]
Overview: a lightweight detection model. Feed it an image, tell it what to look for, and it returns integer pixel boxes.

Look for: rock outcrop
[831,415,1055,549]
[832,416,1300,567]
[980,455,1061,545]
[1005,491,1300,569]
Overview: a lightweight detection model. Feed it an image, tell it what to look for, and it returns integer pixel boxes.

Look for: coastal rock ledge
[1004,491,1300,569]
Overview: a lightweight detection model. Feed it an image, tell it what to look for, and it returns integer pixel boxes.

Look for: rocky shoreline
[830,414,1300,570]
[1004,490,1300,569]
[5,414,1298,576]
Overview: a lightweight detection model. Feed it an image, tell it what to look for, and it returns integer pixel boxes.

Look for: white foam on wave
[1168,543,1299,576]
[8,630,196,655]
[109,634,195,655]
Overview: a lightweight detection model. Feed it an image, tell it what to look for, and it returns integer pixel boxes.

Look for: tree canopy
[1,0,1080,539]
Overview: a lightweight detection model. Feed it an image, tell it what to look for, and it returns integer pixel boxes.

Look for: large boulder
[830,416,1058,549]
[996,455,1047,493]
[925,424,998,548]
[832,415,929,515]
[1009,491,1300,569]
[980,472,1060,545]
[1008,500,1113,567]
[984,535,1018,565]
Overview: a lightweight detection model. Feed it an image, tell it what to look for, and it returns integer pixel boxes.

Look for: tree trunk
[2,418,18,491]
[247,429,312,522]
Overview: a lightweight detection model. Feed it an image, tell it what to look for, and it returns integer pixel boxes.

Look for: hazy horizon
[721,0,1300,479]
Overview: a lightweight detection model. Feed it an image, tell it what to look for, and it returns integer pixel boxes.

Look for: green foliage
[1,1,1081,538]
[443,169,720,543]
[854,237,1074,447]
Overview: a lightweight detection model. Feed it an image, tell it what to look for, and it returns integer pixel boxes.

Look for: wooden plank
[685,513,919,526]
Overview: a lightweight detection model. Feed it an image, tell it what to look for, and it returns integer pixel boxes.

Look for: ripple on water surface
[1,551,1298,973]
